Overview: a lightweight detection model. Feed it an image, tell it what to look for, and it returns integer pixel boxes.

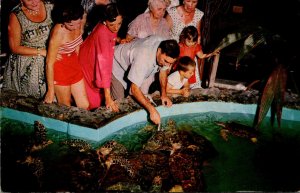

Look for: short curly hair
[148,0,168,11]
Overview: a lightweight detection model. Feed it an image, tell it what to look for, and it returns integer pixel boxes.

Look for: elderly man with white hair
[121,0,170,43]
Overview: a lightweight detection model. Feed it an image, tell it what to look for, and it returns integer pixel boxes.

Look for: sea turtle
[167,130,216,192]
[215,121,259,143]
[105,181,142,192]
[96,140,135,178]
[143,119,181,154]
[60,138,92,152]
[97,140,128,159]
[169,147,206,192]
[18,156,45,187]
[29,121,53,152]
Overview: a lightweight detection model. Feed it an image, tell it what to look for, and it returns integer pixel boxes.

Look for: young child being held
[167,56,196,97]
[175,26,219,88]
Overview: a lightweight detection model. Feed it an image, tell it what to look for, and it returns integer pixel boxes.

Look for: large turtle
[60,138,92,152]
[29,121,53,152]
[169,147,206,192]
[18,155,45,187]
[143,119,182,154]
[215,121,259,143]
[96,140,139,190]
[105,181,142,192]
[168,130,217,192]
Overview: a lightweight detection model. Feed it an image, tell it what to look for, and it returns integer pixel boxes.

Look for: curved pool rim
[1,102,300,142]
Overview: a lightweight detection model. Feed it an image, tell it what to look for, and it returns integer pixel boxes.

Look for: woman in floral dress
[3,0,53,98]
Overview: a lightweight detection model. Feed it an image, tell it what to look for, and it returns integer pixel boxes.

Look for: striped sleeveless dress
[54,35,84,85]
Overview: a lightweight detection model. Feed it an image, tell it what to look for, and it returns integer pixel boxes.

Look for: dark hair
[102,3,123,22]
[177,56,196,72]
[179,26,198,43]
[158,39,180,59]
[56,2,84,23]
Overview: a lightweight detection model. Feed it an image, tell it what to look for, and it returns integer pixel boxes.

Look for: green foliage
[253,64,288,129]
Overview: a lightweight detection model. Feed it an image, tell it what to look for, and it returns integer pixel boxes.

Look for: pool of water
[1,109,300,191]
[102,112,300,192]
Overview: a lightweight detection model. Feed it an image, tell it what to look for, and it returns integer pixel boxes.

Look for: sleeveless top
[3,2,53,99]
[13,3,53,49]
[168,7,204,42]
[58,35,83,54]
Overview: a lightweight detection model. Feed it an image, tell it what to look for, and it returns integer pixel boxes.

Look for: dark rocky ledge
[1,87,299,129]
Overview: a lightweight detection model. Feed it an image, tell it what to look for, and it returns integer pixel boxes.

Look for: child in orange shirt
[175,26,219,88]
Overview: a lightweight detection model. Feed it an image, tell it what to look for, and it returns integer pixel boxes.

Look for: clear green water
[1,111,300,192]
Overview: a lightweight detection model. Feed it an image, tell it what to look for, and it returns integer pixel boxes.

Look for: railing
[0,53,7,58]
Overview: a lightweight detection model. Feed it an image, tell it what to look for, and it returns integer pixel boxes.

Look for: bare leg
[71,79,89,109]
[54,85,72,106]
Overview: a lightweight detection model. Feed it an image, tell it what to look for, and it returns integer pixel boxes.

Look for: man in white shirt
[112,35,180,125]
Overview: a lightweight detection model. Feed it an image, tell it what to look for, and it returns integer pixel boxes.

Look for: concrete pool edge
[1,101,300,142]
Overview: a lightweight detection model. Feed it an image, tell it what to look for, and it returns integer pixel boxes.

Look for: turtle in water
[17,156,45,187]
[215,121,259,143]
[97,140,128,159]
[96,140,135,177]
[143,119,182,154]
[29,121,53,152]
[105,181,142,192]
[168,130,217,192]
[60,138,92,152]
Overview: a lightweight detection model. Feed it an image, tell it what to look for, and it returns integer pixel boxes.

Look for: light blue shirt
[112,35,166,89]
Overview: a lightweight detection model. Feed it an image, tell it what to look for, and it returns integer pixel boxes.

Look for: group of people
[2,0,219,125]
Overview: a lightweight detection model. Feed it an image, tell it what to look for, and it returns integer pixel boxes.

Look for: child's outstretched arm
[196,49,220,59]
[167,83,190,97]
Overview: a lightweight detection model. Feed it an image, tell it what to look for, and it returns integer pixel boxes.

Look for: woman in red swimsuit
[44,3,89,109]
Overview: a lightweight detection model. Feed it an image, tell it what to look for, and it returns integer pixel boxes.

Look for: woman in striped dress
[43,3,89,109]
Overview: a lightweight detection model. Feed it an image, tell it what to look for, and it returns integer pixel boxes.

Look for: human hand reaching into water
[149,107,161,125]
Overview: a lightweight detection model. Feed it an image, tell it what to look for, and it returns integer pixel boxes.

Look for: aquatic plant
[253,63,288,129]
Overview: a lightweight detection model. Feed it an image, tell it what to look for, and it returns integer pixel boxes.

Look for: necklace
[181,7,194,18]
[23,7,40,16]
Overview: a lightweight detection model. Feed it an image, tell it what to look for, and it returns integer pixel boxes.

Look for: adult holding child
[111,35,180,125]
[43,2,89,109]
[3,0,53,99]
[79,3,123,111]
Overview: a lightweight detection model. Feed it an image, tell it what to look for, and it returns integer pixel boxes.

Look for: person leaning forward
[111,35,180,125]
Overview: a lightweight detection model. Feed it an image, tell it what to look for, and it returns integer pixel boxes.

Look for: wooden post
[208,53,220,88]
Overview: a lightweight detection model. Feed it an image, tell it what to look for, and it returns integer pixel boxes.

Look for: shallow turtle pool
[1,102,300,192]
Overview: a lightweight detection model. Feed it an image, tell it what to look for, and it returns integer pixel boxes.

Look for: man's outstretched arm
[130,83,161,125]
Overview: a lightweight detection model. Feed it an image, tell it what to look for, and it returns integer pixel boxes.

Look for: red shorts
[54,52,83,86]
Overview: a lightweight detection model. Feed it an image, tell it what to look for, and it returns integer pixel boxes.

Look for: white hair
[148,0,168,10]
